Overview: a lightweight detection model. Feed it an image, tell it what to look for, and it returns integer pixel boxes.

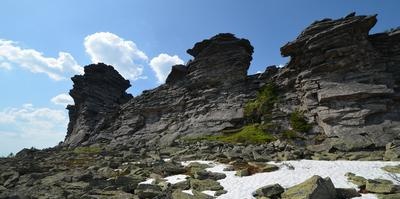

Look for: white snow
[139,160,399,199]
[181,160,215,167]
[182,189,194,195]
[204,160,400,199]
[138,178,155,184]
[202,190,217,196]
[164,174,188,184]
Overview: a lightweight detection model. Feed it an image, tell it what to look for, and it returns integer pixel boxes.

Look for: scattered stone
[253,184,284,199]
[172,180,190,190]
[335,188,361,198]
[377,193,400,199]
[365,179,398,194]
[281,175,337,199]
[134,184,163,199]
[382,165,400,174]
[215,189,228,196]
[236,168,250,177]
[189,179,224,191]
[260,164,279,172]
[345,172,367,188]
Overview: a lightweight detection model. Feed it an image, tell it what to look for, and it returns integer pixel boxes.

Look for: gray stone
[253,184,284,198]
[366,179,398,194]
[281,175,337,199]
[189,179,224,191]
[236,168,250,177]
[134,184,163,199]
[335,188,361,198]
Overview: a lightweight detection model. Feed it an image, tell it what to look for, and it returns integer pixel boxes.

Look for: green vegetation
[289,111,312,133]
[201,124,276,144]
[73,146,103,154]
[244,83,278,122]
[282,130,301,139]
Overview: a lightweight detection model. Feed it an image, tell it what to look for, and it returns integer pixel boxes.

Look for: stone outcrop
[63,13,400,153]
[65,63,132,147]
[2,13,400,198]
[63,33,258,148]
[271,13,400,151]
[281,175,337,199]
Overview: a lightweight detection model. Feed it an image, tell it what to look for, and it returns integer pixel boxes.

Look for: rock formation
[1,12,400,199]
[63,14,400,154]
[274,14,400,151]
[65,63,132,147]
[64,33,258,149]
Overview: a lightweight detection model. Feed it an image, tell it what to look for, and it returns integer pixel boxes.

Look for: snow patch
[165,174,188,184]
[198,160,399,199]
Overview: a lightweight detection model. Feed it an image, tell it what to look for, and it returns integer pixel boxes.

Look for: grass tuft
[244,83,278,122]
[202,124,276,144]
[289,111,312,133]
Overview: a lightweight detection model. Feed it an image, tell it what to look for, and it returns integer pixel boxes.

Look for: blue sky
[0,0,399,156]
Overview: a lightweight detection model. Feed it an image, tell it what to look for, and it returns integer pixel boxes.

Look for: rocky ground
[0,144,399,198]
[1,12,400,199]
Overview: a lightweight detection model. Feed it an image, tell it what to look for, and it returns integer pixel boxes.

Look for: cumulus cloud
[0,62,11,70]
[0,39,83,80]
[51,93,74,107]
[0,104,68,156]
[84,32,148,81]
[149,53,184,83]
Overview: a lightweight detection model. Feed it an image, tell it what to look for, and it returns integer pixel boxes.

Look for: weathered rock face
[186,33,253,87]
[65,63,132,147]
[273,14,400,151]
[63,33,258,148]
[63,14,400,153]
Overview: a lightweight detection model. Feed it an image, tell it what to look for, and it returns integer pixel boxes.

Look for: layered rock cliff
[64,33,258,148]
[275,13,400,151]
[63,14,400,154]
[1,13,400,199]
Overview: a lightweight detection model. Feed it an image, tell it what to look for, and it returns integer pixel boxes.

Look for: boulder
[281,175,337,199]
[189,179,224,191]
[365,179,398,194]
[171,189,213,199]
[335,188,361,198]
[235,168,250,177]
[378,193,400,199]
[134,184,163,199]
[382,165,400,174]
[345,172,367,188]
[252,184,284,198]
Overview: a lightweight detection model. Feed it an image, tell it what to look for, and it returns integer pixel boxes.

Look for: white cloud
[150,53,184,83]
[0,104,68,156]
[0,39,83,80]
[51,93,74,106]
[84,32,148,81]
[0,62,11,70]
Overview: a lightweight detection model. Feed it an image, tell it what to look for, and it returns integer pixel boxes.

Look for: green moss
[282,130,300,139]
[73,146,102,154]
[244,84,278,122]
[290,111,312,133]
[203,124,276,144]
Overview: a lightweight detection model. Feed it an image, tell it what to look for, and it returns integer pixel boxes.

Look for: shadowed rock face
[65,63,132,147]
[274,14,400,151]
[186,33,253,87]
[63,14,400,152]
[63,34,257,148]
